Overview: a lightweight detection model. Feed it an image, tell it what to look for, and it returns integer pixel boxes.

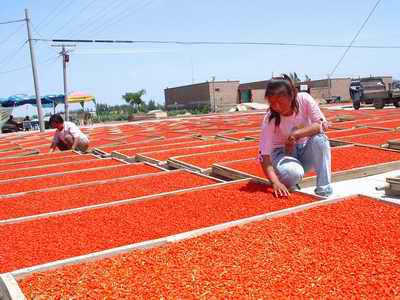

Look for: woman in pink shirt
[259,75,332,197]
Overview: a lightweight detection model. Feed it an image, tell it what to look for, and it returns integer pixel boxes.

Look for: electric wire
[330,0,383,76]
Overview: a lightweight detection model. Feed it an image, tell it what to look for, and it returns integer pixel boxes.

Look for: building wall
[165,76,394,111]
[209,81,240,112]
[331,78,351,100]
[239,80,269,91]
[164,82,211,110]
[251,89,266,104]
[305,78,351,101]
[238,80,268,104]
[305,79,329,89]
[309,86,330,101]
[164,81,239,111]
[382,76,393,89]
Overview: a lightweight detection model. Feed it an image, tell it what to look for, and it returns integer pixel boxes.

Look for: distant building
[238,80,269,104]
[301,76,392,102]
[165,76,393,109]
[239,76,393,103]
[164,81,240,112]
[301,78,352,102]
[238,78,353,104]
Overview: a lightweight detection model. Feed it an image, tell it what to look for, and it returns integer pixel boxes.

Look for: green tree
[147,99,157,111]
[122,89,146,112]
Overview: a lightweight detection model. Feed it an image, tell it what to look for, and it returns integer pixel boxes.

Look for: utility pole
[327,74,332,100]
[212,76,216,113]
[25,8,45,132]
[190,57,194,84]
[62,46,69,121]
[52,44,74,121]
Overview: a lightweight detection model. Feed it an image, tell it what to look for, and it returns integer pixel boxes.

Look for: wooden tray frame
[0,161,167,197]
[167,146,257,174]
[0,169,222,224]
[113,141,239,164]
[212,145,400,188]
[5,193,397,292]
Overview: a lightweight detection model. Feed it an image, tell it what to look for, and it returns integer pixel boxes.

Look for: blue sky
[0,0,399,116]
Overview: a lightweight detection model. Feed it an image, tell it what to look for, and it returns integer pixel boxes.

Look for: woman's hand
[272,181,291,198]
[260,155,290,198]
[49,143,56,153]
[285,134,297,155]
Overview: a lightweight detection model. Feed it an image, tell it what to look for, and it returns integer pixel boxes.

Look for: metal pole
[51,44,74,120]
[212,76,216,112]
[328,74,331,100]
[190,57,194,84]
[25,8,45,132]
[62,46,69,121]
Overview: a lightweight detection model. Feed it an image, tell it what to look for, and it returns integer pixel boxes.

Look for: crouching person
[259,75,332,198]
[49,114,89,153]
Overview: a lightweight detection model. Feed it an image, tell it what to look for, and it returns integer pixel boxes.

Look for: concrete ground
[301,170,400,206]
[324,104,398,111]
[303,104,400,205]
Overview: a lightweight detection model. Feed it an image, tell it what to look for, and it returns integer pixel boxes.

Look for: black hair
[265,74,299,127]
[49,113,64,125]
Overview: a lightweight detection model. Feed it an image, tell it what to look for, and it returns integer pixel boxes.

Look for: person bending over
[49,114,89,152]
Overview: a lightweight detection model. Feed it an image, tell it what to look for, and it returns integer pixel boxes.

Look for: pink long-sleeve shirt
[259,92,328,156]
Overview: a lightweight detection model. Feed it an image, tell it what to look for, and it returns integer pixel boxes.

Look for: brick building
[238,80,269,104]
[238,76,393,103]
[302,78,352,101]
[164,81,240,112]
[238,78,353,103]
[164,76,393,109]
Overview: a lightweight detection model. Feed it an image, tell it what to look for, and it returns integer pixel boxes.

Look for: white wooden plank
[0,273,26,300]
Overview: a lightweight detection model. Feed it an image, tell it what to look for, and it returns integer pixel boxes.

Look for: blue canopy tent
[0,94,66,131]
[1,93,96,131]
[0,94,65,109]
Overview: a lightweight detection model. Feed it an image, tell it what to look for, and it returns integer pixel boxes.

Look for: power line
[0,40,27,68]
[30,25,60,69]
[32,24,46,39]
[31,1,74,58]
[0,65,31,74]
[35,0,76,31]
[68,0,128,38]
[33,38,400,49]
[0,23,24,45]
[73,48,173,55]
[0,55,59,75]
[34,0,69,29]
[88,0,156,37]
[330,0,383,76]
[49,0,100,38]
[61,0,119,38]
[0,19,25,25]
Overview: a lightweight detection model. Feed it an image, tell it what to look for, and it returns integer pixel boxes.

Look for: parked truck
[350,77,400,110]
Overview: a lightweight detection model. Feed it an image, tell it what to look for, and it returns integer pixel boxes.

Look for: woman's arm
[71,138,79,151]
[297,93,329,138]
[49,134,59,152]
[291,122,321,140]
[285,122,322,154]
[259,113,290,197]
[49,142,57,152]
[260,155,290,197]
